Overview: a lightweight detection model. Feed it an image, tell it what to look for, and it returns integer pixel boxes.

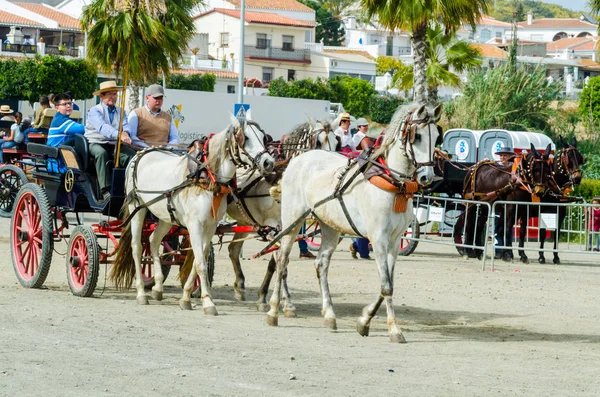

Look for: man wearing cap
[333,113,353,152]
[128,84,179,148]
[496,146,516,167]
[85,80,136,197]
[352,118,373,151]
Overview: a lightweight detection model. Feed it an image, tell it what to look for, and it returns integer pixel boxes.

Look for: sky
[540,0,591,12]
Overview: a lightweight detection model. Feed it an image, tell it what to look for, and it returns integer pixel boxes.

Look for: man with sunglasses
[85,81,137,199]
[128,84,179,148]
[47,93,85,147]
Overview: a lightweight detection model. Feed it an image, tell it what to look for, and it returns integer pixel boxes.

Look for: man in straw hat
[333,112,353,152]
[85,80,136,199]
[0,105,15,122]
[128,84,180,148]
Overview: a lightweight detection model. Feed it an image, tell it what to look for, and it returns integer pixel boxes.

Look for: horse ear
[413,104,427,120]
[306,115,316,130]
[570,136,577,147]
[432,104,443,122]
[530,143,539,158]
[544,143,551,160]
[558,135,564,146]
[229,112,239,127]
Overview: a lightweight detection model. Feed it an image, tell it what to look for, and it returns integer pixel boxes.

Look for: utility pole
[237,0,245,104]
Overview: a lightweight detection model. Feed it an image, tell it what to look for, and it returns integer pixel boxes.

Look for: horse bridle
[399,113,438,172]
[227,120,271,173]
[520,153,549,194]
[556,146,582,187]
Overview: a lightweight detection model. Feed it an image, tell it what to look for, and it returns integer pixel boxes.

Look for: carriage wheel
[66,225,99,297]
[398,221,420,256]
[0,165,29,218]
[141,236,176,289]
[10,183,54,288]
[305,218,342,252]
[190,243,215,298]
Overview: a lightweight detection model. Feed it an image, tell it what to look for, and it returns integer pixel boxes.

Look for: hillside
[490,0,580,22]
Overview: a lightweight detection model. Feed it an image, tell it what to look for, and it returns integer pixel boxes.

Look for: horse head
[388,103,442,186]
[526,143,552,197]
[556,135,584,187]
[228,114,275,175]
[307,117,336,151]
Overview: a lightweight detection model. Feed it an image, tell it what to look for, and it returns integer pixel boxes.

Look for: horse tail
[179,247,195,286]
[110,205,136,290]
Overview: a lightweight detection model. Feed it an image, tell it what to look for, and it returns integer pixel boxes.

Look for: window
[287,69,296,81]
[495,31,502,38]
[305,30,312,42]
[257,33,270,49]
[220,32,230,48]
[330,60,337,67]
[227,85,235,94]
[262,67,274,83]
[283,35,294,51]
[480,28,491,41]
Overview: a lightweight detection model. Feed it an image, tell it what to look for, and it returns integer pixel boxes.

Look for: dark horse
[457,143,553,260]
[516,136,585,264]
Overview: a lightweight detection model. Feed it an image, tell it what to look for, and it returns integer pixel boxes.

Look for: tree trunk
[411,23,428,105]
[128,80,141,112]
[427,85,438,106]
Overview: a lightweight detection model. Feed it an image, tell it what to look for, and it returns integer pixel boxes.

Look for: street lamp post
[237,0,245,104]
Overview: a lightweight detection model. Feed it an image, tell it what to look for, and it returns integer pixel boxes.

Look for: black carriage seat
[27,142,60,158]
[70,134,89,171]
[27,135,89,172]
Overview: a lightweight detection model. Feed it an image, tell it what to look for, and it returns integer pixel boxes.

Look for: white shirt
[352,131,367,150]
[334,126,353,148]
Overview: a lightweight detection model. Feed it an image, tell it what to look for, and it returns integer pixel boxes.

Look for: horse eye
[413,134,421,142]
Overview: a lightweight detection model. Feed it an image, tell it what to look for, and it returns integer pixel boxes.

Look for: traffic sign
[234,103,250,119]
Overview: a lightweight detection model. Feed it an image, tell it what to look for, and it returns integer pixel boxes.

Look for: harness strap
[254,208,313,258]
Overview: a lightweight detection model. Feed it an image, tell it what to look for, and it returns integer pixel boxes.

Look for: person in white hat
[0,105,15,122]
[85,80,136,199]
[128,84,180,148]
[352,117,372,151]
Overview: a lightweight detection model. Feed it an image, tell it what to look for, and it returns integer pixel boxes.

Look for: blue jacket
[47,112,85,147]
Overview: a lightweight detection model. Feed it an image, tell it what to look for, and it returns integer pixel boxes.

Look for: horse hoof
[520,257,529,264]
[538,257,546,264]
[324,317,337,330]
[151,290,163,301]
[203,306,218,316]
[356,318,370,337]
[234,290,246,301]
[284,309,297,318]
[256,302,269,312]
[266,314,278,327]
[390,333,407,343]
[553,258,561,265]
[502,254,513,262]
[179,299,193,310]
[136,295,149,305]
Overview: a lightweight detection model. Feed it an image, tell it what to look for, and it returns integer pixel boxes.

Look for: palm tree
[392,25,482,104]
[82,0,201,108]
[362,0,489,104]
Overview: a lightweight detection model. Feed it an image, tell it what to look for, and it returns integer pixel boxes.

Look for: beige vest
[134,108,171,146]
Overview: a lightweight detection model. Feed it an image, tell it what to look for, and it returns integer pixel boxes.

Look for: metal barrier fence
[490,200,600,270]
[402,195,492,270]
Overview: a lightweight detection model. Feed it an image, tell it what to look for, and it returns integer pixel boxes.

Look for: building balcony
[45,45,79,58]
[244,45,310,63]
[1,43,37,53]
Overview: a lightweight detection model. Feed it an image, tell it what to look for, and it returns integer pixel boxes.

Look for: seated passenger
[0,105,15,122]
[85,80,136,197]
[0,111,26,164]
[47,93,85,147]
[26,95,51,134]
[352,118,372,151]
[333,113,353,153]
[128,84,180,148]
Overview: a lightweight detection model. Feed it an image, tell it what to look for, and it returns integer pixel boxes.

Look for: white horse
[111,116,274,314]
[265,103,441,342]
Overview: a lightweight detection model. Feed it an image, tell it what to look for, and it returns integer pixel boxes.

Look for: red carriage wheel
[398,221,420,256]
[66,225,99,297]
[141,236,177,289]
[0,165,29,218]
[10,183,54,288]
[305,218,342,252]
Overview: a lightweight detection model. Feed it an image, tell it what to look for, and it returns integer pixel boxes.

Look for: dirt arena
[1,217,599,397]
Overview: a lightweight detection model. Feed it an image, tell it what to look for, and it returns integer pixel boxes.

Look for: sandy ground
[1,216,600,397]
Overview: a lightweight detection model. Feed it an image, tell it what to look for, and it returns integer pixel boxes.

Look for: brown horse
[458,143,553,260]
[516,136,585,264]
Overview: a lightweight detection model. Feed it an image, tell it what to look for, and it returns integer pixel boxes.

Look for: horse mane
[371,102,419,159]
[207,123,236,171]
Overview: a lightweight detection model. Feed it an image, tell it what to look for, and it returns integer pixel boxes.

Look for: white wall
[157,88,330,142]
[517,28,595,42]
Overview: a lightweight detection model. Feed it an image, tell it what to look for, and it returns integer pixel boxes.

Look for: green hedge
[165,73,215,92]
[573,179,600,201]
[370,95,404,124]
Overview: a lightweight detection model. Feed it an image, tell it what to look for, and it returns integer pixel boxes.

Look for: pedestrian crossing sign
[234,103,250,120]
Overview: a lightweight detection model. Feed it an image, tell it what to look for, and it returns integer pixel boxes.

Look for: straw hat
[339,112,351,122]
[93,80,124,96]
[0,105,14,114]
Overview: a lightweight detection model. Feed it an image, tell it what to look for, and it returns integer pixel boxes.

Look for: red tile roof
[477,14,512,27]
[546,36,599,52]
[518,18,597,30]
[196,8,315,28]
[171,68,238,79]
[578,58,600,71]
[322,48,375,60]
[225,0,313,13]
[16,3,81,30]
[469,43,507,59]
[0,9,44,28]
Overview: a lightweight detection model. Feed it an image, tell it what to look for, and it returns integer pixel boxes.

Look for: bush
[579,76,600,129]
[573,179,600,201]
[370,95,404,124]
[166,73,215,92]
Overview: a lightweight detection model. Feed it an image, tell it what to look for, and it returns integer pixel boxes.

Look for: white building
[305,44,376,82]
[516,12,597,42]
[457,14,512,43]
[546,36,600,61]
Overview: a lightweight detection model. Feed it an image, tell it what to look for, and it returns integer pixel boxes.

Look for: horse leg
[280,267,297,318]
[130,208,150,305]
[538,227,547,264]
[519,216,529,263]
[266,231,298,327]
[552,226,561,264]
[256,255,276,312]
[228,233,247,301]
[503,206,516,262]
[313,224,340,330]
[181,224,217,314]
[149,220,172,301]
